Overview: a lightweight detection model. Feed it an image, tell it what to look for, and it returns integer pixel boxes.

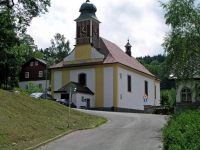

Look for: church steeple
[75,0,101,49]
[125,39,132,57]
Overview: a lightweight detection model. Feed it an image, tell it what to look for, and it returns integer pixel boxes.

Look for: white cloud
[27,0,170,57]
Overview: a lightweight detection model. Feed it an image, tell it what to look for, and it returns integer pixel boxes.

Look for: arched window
[79,73,86,86]
[181,88,192,101]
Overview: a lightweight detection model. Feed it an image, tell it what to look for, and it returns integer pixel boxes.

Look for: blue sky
[27,0,170,57]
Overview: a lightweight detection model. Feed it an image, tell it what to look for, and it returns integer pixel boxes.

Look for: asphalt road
[38,110,166,150]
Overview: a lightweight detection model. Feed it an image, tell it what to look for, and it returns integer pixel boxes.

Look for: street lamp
[66,83,77,128]
[43,48,49,99]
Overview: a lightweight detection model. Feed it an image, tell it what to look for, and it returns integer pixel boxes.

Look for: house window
[145,81,148,95]
[25,72,29,78]
[79,73,86,86]
[127,75,131,92]
[39,71,43,77]
[181,88,192,101]
[39,84,42,88]
[30,62,33,66]
[35,61,38,66]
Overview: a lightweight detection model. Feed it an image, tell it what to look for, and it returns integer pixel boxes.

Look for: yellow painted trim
[113,64,118,107]
[63,58,103,65]
[51,70,55,98]
[155,79,160,83]
[62,70,70,87]
[95,66,104,107]
[75,44,91,60]
[118,64,156,80]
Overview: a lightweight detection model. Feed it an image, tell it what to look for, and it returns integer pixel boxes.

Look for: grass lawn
[0,89,107,150]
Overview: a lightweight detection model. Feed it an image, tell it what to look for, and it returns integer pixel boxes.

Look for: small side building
[19,58,50,91]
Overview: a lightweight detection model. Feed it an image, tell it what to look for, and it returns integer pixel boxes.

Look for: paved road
[38,110,166,150]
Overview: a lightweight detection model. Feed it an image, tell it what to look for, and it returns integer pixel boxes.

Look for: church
[49,0,160,112]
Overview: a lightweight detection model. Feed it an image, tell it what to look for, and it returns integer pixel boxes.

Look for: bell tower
[125,39,132,57]
[75,0,101,49]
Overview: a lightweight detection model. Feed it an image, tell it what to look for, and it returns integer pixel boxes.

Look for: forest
[136,54,175,90]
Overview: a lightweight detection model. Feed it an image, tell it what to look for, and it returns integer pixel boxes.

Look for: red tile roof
[101,38,154,77]
[50,37,154,77]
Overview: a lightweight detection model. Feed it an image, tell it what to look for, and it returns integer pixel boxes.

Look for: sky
[27,0,170,58]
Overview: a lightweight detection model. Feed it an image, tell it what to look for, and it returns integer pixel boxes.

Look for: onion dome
[75,0,100,23]
[79,0,97,12]
[125,39,132,47]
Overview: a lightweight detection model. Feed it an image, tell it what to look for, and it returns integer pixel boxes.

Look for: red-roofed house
[49,0,160,112]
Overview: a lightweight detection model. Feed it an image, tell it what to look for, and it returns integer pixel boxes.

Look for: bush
[162,109,200,150]
[160,89,176,108]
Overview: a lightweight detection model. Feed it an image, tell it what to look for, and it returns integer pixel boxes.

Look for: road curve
[38,110,166,150]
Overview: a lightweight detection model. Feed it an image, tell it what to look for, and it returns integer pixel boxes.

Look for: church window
[120,73,122,79]
[155,85,156,99]
[181,88,191,101]
[145,81,148,95]
[79,73,86,86]
[127,75,131,92]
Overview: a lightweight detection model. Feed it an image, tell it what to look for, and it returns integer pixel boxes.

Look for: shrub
[162,109,200,150]
[160,89,176,108]
[26,81,43,94]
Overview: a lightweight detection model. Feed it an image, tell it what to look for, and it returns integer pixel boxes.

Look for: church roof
[100,38,154,77]
[49,37,154,77]
[75,0,100,22]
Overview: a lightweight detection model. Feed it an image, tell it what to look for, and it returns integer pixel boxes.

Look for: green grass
[0,89,107,150]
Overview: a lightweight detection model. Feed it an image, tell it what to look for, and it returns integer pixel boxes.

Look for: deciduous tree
[160,0,200,79]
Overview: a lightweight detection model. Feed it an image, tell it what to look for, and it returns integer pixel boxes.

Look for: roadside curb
[26,130,75,150]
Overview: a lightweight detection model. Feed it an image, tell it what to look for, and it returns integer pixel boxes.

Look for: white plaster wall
[73,93,94,108]
[118,67,157,110]
[53,93,64,99]
[69,69,95,93]
[91,47,104,59]
[155,82,161,106]
[54,71,62,91]
[19,80,50,91]
[63,49,75,61]
[104,67,113,107]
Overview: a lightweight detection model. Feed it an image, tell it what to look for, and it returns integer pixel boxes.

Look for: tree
[49,33,70,64]
[0,0,50,33]
[160,0,200,80]
[0,0,51,89]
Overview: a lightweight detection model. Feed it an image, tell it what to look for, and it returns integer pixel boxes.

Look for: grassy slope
[0,90,106,150]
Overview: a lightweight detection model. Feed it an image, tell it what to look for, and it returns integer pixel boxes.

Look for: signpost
[143,94,148,104]
[66,83,76,128]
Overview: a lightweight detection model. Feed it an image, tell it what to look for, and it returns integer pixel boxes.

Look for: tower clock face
[93,29,98,37]
[80,27,87,36]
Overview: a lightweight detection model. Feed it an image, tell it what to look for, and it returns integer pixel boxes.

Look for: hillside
[0,90,106,150]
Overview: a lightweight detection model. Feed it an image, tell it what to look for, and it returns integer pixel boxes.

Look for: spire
[125,39,132,57]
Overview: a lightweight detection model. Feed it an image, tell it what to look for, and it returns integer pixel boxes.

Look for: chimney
[125,39,132,57]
